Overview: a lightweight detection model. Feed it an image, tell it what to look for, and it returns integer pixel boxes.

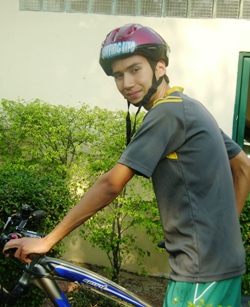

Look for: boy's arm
[3,163,135,262]
[230,150,250,215]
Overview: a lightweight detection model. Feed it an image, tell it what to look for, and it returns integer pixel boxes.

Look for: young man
[4,24,250,306]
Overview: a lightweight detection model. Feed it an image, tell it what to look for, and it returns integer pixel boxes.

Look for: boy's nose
[123,73,134,89]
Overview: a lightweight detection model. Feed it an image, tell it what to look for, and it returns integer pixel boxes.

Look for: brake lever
[2,233,21,254]
[1,217,12,233]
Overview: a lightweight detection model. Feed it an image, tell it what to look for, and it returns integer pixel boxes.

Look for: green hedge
[0,165,73,307]
[240,196,250,295]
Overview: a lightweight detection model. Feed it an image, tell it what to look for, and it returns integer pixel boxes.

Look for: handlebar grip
[31,210,46,221]
[29,253,43,261]
[3,247,18,255]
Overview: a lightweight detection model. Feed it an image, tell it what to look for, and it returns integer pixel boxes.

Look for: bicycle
[2,206,249,307]
[0,205,158,307]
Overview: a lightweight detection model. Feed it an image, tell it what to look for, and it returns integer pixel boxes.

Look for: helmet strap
[126,101,142,145]
[125,64,164,145]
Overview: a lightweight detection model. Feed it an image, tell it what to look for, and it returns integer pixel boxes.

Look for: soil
[42,262,169,307]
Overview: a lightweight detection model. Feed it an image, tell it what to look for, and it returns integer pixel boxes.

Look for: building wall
[1,1,250,135]
[62,226,171,277]
[1,0,250,275]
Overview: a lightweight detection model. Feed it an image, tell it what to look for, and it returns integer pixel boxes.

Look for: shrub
[67,285,121,307]
[240,196,250,295]
[0,164,74,306]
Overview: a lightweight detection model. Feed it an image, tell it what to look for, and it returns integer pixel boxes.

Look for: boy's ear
[156,60,166,78]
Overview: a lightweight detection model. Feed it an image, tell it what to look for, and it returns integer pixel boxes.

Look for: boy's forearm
[44,164,135,248]
[44,179,121,248]
[230,150,250,215]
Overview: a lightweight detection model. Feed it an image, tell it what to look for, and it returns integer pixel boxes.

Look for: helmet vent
[128,25,137,35]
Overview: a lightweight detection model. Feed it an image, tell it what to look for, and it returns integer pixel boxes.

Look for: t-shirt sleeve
[220,129,242,159]
[118,103,186,178]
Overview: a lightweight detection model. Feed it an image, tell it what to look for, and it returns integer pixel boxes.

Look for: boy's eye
[114,73,123,80]
[132,67,139,73]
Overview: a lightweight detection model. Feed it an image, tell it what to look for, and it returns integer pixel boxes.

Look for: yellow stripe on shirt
[166,152,178,160]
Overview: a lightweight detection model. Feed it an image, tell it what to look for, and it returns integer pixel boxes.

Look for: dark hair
[147,59,170,84]
[164,74,170,84]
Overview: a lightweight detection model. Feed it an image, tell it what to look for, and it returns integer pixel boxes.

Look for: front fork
[31,263,71,307]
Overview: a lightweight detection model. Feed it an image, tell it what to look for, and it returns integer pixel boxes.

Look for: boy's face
[111,55,155,106]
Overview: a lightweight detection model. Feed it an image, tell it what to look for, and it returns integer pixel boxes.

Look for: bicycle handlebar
[0,205,46,253]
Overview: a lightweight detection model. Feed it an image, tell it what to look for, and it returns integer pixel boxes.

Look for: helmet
[99,24,170,76]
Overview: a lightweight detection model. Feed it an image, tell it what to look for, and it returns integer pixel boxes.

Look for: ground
[41,263,250,307]
[42,262,169,307]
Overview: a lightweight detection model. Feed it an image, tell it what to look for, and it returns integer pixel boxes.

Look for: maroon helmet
[99,24,170,76]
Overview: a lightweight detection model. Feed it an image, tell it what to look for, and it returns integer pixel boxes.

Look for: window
[90,0,112,14]
[216,0,239,18]
[20,0,42,11]
[164,0,188,17]
[44,0,65,12]
[242,0,250,19]
[188,0,214,18]
[67,0,88,13]
[19,0,250,19]
[140,0,163,17]
[115,0,137,15]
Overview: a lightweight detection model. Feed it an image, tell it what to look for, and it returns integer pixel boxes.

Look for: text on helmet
[102,41,136,59]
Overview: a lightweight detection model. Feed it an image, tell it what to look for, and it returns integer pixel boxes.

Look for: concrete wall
[1,0,250,275]
[1,1,250,135]
[62,226,171,277]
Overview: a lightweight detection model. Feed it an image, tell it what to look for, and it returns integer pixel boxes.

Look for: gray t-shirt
[118,87,246,282]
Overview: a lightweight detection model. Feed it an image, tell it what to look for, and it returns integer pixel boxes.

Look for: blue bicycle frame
[0,206,158,307]
[30,255,156,307]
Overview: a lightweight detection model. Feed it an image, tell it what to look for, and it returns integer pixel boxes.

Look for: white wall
[1,0,250,275]
[62,226,171,277]
[1,1,250,135]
